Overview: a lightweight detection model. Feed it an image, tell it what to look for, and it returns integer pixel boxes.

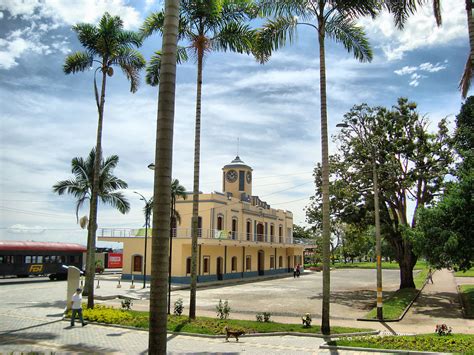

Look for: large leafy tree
[147,0,181,352]
[415,96,474,271]
[308,98,453,289]
[64,12,145,308]
[53,149,130,221]
[255,0,378,334]
[141,0,256,320]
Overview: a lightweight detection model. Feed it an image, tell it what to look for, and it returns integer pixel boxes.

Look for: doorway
[258,250,264,276]
[216,257,223,280]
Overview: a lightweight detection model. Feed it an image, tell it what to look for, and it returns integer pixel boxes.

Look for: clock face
[226,169,238,183]
[246,171,252,183]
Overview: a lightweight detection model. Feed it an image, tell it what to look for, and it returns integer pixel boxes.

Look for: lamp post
[337,123,383,320]
[148,163,173,315]
[133,191,152,289]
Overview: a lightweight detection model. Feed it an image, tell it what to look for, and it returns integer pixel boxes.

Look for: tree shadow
[0,332,58,343]
[410,291,462,319]
[0,319,63,335]
[309,289,396,311]
[20,300,66,309]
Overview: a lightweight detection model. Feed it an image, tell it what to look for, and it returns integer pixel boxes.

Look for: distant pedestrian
[428,268,434,284]
[296,264,301,278]
[70,288,85,327]
[293,266,297,278]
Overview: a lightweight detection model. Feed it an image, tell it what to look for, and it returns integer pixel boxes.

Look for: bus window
[25,256,31,263]
[37,256,43,263]
[0,256,3,263]
[6,256,14,264]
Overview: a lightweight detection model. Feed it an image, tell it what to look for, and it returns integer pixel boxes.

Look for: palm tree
[169,179,187,314]
[256,0,378,335]
[64,12,145,309]
[53,149,130,223]
[141,0,256,320]
[147,0,181,352]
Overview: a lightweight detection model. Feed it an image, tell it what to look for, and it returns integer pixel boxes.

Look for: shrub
[174,298,184,316]
[263,312,271,322]
[302,313,312,327]
[435,324,452,336]
[256,313,263,322]
[121,297,133,310]
[216,299,231,320]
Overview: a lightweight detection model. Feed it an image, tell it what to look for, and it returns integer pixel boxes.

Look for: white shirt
[71,293,82,309]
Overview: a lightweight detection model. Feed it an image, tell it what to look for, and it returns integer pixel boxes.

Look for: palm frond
[110,47,146,92]
[100,192,131,214]
[141,11,165,39]
[101,154,119,175]
[383,0,441,29]
[63,51,93,74]
[254,16,298,63]
[258,0,311,20]
[211,22,255,54]
[326,14,373,63]
[334,0,380,19]
[72,23,99,52]
[146,47,189,87]
[117,30,143,48]
[459,54,472,99]
[75,196,89,223]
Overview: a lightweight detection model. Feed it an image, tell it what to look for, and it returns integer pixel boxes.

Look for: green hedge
[328,334,474,353]
[459,285,474,318]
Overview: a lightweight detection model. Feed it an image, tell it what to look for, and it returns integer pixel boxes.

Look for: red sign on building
[107,253,123,268]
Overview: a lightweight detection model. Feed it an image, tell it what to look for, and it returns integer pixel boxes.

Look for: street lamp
[134,191,152,289]
[148,163,173,315]
[336,122,383,320]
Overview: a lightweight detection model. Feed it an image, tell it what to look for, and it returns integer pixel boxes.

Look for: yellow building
[99,156,304,283]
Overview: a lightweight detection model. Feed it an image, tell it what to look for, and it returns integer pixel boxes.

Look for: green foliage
[328,334,474,353]
[255,312,271,322]
[121,297,133,311]
[459,285,474,318]
[82,304,134,324]
[301,313,312,327]
[293,225,313,239]
[216,299,231,320]
[332,260,428,270]
[174,298,184,316]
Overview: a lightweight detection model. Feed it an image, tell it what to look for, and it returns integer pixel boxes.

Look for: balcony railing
[99,228,294,244]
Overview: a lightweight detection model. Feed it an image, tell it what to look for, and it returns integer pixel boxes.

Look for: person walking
[70,288,86,327]
[293,265,297,278]
[428,268,434,284]
[296,264,301,278]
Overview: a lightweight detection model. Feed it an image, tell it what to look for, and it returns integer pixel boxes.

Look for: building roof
[222,156,253,171]
[0,241,87,252]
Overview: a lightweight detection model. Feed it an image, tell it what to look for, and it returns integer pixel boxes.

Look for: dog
[224,326,245,342]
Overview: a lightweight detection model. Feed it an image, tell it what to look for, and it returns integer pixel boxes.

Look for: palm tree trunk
[467,0,474,67]
[149,0,180,353]
[85,64,108,309]
[189,45,204,320]
[318,11,331,335]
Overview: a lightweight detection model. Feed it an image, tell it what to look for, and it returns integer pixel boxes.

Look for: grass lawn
[455,268,474,277]
[364,268,429,320]
[323,260,428,270]
[459,285,474,318]
[78,305,373,335]
[327,334,474,353]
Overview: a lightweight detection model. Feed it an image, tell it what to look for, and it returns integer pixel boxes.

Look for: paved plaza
[0,269,472,353]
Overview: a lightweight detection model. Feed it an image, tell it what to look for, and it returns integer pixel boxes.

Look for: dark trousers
[71,308,84,326]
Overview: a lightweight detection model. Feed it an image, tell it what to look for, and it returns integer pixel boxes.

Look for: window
[37,256,43,263]
[25,256,32,263]
[231,218,238,240]
[270,225,274,243]
[133,255,143,272]
[270,256,275,269]
[198,216,202,238]
[279,256,283,268]
[217,215,223,230]
[245,256,251,271]
[203,256,210,274]
[246,220,251,241]
[0,256,3,263]
[279,225,283,243]
[6,255,14,264]
[186,257,191,274]
[231,256,237,272]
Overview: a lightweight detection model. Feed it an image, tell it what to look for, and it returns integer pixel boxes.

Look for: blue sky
[0,0,469,247]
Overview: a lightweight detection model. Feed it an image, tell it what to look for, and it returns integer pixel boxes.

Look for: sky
[0,0,470,248]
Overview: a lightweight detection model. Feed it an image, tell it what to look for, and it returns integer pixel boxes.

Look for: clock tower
[222,156,253,197]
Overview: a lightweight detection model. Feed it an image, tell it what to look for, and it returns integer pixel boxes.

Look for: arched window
[217,215,224,230]
[231,218,238,240]
[246,220,252,241]
[133,255,143,272]
[231,256,237,272]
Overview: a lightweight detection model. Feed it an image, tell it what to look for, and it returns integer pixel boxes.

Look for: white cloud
[0,11,3,19]
[394,60,448,87]
[8,224,45,234]
[360,0,467,61]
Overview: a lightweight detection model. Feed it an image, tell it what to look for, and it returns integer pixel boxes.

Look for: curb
[320,343,452,355]
[357,270,432,322]
[456,284,474,319]
[61,318,379,339]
